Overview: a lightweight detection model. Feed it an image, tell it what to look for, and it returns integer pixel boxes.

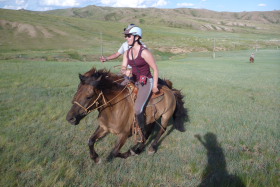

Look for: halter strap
[74,91,103,114]
[73,84,129,114]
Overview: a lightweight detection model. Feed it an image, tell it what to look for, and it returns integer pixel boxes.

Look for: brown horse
[66,67,188,163]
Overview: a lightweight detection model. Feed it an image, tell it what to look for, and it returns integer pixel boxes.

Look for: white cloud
[4,0,28,9]
[41,0,79,7]
[152,0,167,7]
[100,0,167,8]
[177,3,195,7]
[36,7,54,11]
[16,0,25,4]
[3,5,17,9]
[258,3,267,7]
[1,0,167,11]
[4,4,27,9]
[101,0,145,8]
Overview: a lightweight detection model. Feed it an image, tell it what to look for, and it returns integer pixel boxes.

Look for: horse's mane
[83,67,124,93]
[82,67,174,93]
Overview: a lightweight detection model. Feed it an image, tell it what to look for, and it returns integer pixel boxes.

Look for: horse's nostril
[66,116,76,124]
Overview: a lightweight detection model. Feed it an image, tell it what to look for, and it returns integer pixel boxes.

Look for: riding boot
[136,113,147,142]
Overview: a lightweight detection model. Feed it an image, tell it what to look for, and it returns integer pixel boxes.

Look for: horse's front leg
[88,126,108,163]
[109,133,131,160]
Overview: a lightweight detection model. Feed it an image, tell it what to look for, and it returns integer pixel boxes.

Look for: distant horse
[250,53,255,63]
[250,57,254,63]
[66,67,188,163]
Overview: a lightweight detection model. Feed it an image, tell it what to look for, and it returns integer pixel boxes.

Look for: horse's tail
[172,89,188,132]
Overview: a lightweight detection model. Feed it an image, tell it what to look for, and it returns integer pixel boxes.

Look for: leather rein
[73,85,129,115]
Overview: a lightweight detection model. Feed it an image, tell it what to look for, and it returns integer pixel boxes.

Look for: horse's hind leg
[148,116,169,154]
[88,126,108,163]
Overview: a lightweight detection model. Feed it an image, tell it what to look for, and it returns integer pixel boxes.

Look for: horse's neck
[99,89,134,126]
[101,88,131,110]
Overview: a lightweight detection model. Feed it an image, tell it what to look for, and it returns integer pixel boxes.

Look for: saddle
[127,83,164,105]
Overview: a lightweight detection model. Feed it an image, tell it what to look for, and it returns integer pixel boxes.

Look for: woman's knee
[120,78,130,85]
[134,107,143,115]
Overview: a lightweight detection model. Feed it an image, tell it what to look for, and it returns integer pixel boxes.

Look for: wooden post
[213,38,216,59]
[100,32,103,57]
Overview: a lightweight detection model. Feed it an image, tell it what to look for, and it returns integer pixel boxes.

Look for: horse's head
[66,69,103,125]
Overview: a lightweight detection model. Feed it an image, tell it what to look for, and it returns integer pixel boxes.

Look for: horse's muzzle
[66,112,83,125]
[66,116,79,125]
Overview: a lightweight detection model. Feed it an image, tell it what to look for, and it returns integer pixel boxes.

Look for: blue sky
[0,0,279,12]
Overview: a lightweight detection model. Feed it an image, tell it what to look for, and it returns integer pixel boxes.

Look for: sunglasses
[124,34,133,38]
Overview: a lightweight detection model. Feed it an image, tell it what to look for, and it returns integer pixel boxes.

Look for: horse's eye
[86,96,93,100]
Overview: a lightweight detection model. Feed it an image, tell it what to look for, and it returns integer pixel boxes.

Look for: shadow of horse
[195,132,245,187]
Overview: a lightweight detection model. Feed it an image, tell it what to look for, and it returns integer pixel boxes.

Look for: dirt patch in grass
[0,19,68,38]
[157,46,209,54]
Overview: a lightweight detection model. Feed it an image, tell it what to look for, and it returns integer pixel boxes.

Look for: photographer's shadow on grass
[195,133,245,187]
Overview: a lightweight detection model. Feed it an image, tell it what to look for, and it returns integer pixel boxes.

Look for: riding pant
[134,78,153,115]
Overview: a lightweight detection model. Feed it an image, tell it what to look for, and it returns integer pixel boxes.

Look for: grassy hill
[0,7,280,61]
[45,6,280,32]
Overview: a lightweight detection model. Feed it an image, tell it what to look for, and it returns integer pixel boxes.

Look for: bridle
[74,91,105,114]
[73,85,129,115]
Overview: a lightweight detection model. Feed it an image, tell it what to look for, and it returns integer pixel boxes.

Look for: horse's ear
[90,75,102,87]
[79,74,86,84]
[96,75,102,82]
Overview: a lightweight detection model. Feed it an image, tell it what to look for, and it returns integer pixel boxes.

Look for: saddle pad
[147,94,164,106]
[151,89,164,99]
[128,82,164,95]
[127,82,165,105]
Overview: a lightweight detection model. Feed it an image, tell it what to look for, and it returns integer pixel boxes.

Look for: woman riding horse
[121,26,159,143]
[66,68,187,162]
[66,26,188,162]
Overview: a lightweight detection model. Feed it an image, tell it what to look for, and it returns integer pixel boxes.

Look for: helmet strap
[129,35,140,47]
[129,35,136,47]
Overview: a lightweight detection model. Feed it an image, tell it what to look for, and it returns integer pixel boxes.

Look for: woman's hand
[152,86,159,93]
[100,56,107,63]
[121,66,131,76]
[120,65,126,73]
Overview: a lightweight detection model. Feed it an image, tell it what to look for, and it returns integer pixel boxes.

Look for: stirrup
[134,125,146,143]
[133,114,146,143]
[137,128,146,143]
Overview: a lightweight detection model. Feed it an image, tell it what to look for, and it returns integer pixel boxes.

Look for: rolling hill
[45,5,280,33]
[0,6,279,61]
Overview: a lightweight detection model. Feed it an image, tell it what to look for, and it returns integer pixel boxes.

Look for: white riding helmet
[124,26,142,38]
[124,24,136,32]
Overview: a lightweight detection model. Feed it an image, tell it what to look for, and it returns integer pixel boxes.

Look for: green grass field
[0,49,279,186]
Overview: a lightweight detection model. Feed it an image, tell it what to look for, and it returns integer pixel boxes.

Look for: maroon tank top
[127,45,153,82]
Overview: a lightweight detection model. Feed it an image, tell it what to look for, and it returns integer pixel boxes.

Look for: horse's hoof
[130,149,137,156]
[148,147,156,155]
[94,157,102,164]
